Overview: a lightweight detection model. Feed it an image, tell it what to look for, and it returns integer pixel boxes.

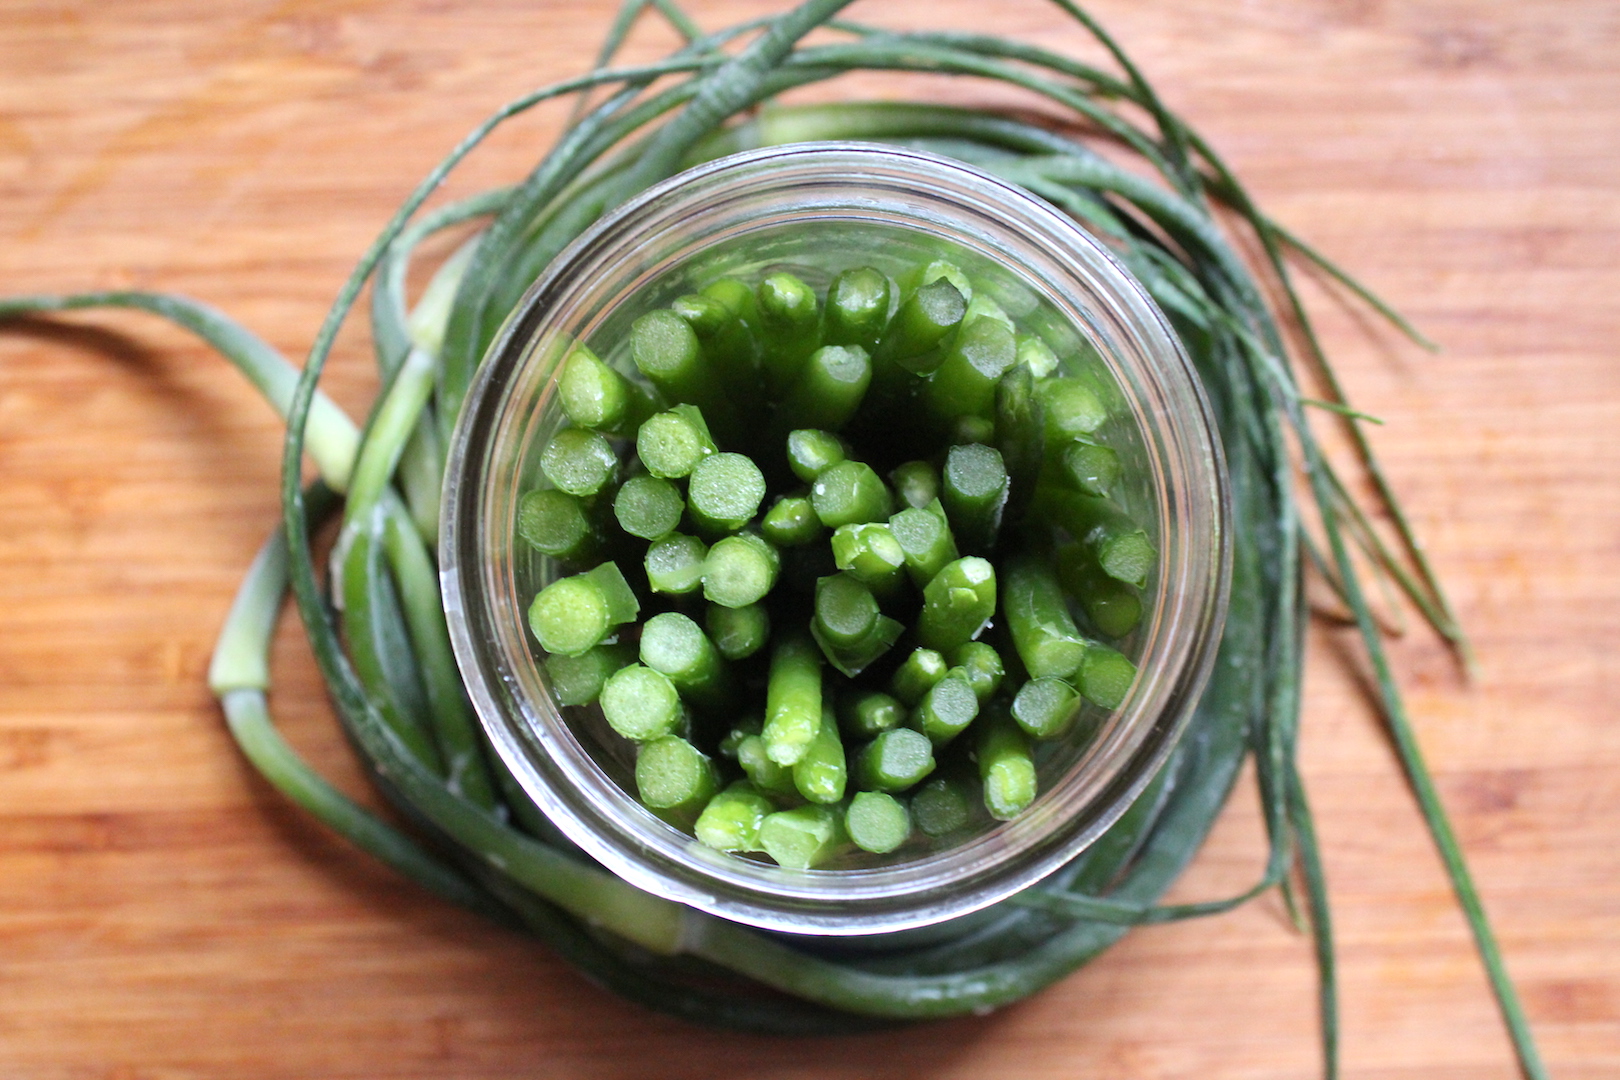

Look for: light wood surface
[2,2,1616,1077]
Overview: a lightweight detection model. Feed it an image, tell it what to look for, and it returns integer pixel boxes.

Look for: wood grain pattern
[2,1,1616,1077]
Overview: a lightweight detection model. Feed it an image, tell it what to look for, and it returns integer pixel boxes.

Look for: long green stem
[345,346,436,519]
[1303,439,1546,1080]
[380,497,499,809]
[0,291,358,491]
[207,485,502,917]
[1186,133,1469,666]
[1289,762,1339,1080]
[371,186,512,378]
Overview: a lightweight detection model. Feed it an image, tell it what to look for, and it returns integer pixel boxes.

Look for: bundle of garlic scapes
[0,2,1544,1076]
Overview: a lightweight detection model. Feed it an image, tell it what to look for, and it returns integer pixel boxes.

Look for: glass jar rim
[442,142,1231,935]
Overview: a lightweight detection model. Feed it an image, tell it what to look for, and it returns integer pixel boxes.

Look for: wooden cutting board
[1,1,1615,1076]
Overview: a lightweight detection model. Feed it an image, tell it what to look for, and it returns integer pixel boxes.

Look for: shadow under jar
[442,143,1229,935]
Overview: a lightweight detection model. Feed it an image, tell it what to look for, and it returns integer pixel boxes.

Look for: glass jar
[441,143,1229,936]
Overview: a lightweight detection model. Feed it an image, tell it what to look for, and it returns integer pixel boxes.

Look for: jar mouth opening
[442,143,1231,935]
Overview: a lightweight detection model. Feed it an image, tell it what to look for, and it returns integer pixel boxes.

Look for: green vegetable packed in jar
[518,249,1158,869]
